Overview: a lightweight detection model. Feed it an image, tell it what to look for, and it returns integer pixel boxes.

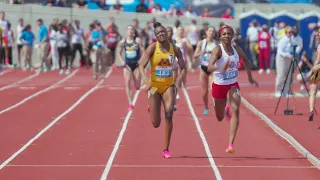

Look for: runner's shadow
[174,156,306,160]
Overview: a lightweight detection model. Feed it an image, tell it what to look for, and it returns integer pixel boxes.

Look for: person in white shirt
[291,27,303,57]
[15,18,24,67]
[275,26,294,97]
[56,23,70,75]
[269,21,280,70]
[49,24,59,70]
[70,20,86,68]
[184,6,197,18]
[246,20,259,69]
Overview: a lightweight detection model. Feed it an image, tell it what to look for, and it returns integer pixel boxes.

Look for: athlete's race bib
[126,50,137,59]
[259,41,267,49]
[203,53,211,62]
[108,37,117,43]
[155,66,172,78]
[223,70,238,80]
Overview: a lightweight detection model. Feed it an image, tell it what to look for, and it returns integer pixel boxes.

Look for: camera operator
[275,26,294,97]
[291,27,303,59]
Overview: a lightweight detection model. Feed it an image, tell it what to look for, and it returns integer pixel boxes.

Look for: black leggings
[58,47,69,70]
[0,47,12,65]
[71,43,85,66]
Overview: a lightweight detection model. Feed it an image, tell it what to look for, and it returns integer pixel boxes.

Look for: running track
[0,68,319,180]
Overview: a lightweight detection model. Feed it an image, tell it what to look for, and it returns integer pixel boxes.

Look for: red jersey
[258,31,271,50]
[107,27,118,49]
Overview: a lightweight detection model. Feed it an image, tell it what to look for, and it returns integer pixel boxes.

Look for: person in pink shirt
[258,25,271,74]
[200,8,213,18]
[221,8,234,19]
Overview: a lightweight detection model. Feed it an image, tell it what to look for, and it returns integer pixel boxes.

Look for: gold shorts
[149,81,174,95]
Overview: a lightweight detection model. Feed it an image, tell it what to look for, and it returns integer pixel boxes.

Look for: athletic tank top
[175,38,187,62]
[213,44,239,85]
[124,38,140,64]
[150,42,175,84]
[107,29,118,48]
[71,27,84,44]
[187,25,198,45]
[201,39,217,66]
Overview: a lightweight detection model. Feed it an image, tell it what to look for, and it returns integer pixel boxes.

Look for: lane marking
[0,69,79,115]
[63,87,81,90]
[182,86,222,180]
[100,90,140,180]
[241,97,320,170]
[0,69,112,170]
[5,164,316,169]
[0,73,39,91]
[0,69,14,76]
[19,87,36,90]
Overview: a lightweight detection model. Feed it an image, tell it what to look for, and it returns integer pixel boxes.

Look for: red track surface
[0,68,319,180]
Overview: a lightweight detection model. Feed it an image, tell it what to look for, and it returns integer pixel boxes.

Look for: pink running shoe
[162,150,172,159]
[226,144,234,153]
[129,104,134,111]
[147,105,150,112]
[225,104,231,121]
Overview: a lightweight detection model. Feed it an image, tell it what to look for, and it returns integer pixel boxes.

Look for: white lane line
[5,164,316,169]
[182,86,223,180]
[0,69,113,170]
[0,73,39,91]
[241,97,320,170]
[0,69,79,115]
[0,69,14,76]
[99,90,141,180]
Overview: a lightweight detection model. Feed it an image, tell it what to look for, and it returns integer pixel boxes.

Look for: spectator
[153,4,166,15]
[4,22,14,67]
[42,0,54,6]
[49,24,59,70]
[148,0,155,13]
[90,23,108,80]
[199,22,208,40]
[269,21,280,70]
[96,0,108,10]
[15,18,24,68]
[132,18,142,38]
[200,8,213,18]
[110,0,124,12]
[56,23,70,75]
[36,18,49,72]
[53,0,64,7]
[233,27,245,69]
[184,6,197,18]
[275,26,294,97]
[167,4,177,16]
[106,22,120,65]
[221,8,233,19]
[76,0,88,9]
[71,20,86,68]
[10,0,24,4]
[0,11,8,67]
[257,25,271,74]
[19,24,35,71]
[246,20,259,69]
[291,27,303,57]
[136,0,148,13]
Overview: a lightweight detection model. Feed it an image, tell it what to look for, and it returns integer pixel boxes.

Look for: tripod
[274,46,312,115]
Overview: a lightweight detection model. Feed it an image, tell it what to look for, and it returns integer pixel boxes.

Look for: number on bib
[203,53,211,61]
[155,67,172,78]
[223,71,238,80]
[126,50,137,59]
